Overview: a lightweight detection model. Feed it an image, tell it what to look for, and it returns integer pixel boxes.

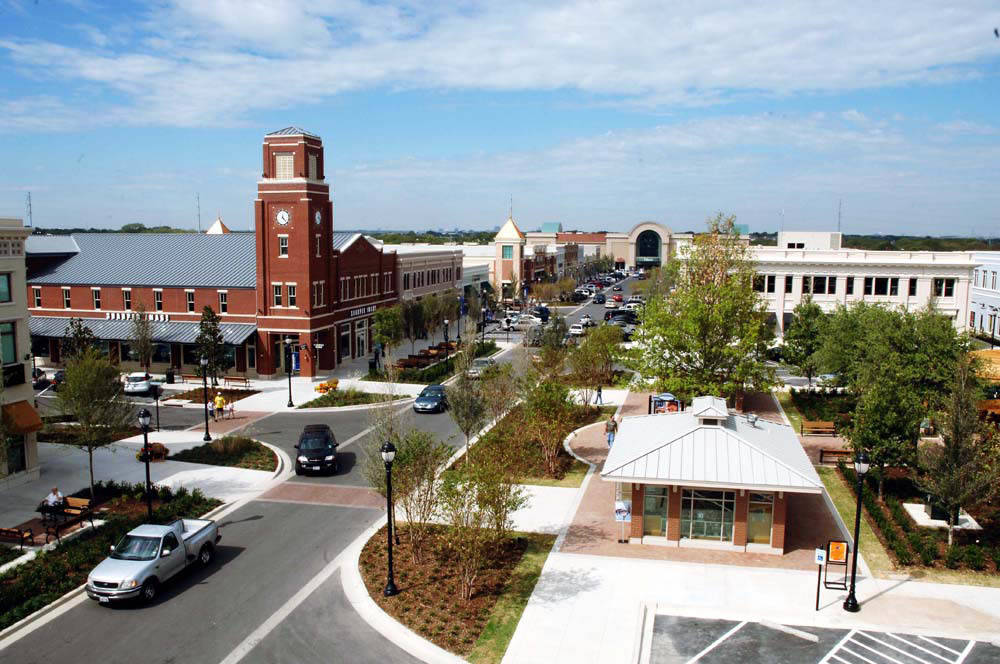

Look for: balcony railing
[3,363,26,388]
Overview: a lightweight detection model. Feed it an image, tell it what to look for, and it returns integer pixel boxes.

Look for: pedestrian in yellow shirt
[214,393,226,422]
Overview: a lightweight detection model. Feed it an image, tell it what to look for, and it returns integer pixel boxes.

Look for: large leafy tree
[129,301,155,371]
[626,214,775,401]
[522,380,574,477]
[196,306,227,384]
[372,304,404,356]
[56,348,134,500]
[783,295,826,384]
[917,356,1000,547]
[421,294,442,343]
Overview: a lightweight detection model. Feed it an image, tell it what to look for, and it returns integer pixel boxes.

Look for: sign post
[814,548,826,611]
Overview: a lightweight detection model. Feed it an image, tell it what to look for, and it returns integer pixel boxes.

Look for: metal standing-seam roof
[25,235,81,255]
[332,232,363,251]
[601,410,823,493]
[266,126,318,137]
[27,233,257,288]
[29,316,257,345]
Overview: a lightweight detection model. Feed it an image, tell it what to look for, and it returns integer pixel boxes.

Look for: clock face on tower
[314,211,322,225]
[275,209,290,226]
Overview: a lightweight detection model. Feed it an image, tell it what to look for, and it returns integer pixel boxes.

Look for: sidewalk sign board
[814,548,826,611]
[615,499,631,543]
[824,539,849,591]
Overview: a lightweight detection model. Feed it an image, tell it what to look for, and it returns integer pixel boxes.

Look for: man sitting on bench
[40,486,65,522]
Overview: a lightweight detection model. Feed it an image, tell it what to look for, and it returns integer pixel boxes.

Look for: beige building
[1,218,42,489]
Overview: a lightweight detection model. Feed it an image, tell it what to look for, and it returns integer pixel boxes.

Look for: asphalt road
[35,393,209,431]
[0,499,412,664]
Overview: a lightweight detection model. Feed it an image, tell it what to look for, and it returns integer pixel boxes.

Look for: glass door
[747,493,774,545]
[680,490,735,541]
[642,486,668,537]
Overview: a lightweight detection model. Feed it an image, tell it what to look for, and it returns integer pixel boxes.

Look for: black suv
[294,424,339,475]
[605,310,639,324]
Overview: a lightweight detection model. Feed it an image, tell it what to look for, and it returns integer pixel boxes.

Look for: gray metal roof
[29,316,256,345]
[267,126,318,137]
[27,233,257,288]
[332,232,362,251]
[26,235,80,255]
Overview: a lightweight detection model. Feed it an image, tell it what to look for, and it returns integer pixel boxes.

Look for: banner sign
[614,500,632,523]
[828,540,848,564]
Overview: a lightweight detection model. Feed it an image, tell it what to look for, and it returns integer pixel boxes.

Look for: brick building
[26,127,418,378]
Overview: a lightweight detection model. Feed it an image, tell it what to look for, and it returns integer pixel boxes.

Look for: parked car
[604,299,619,309]
[593,294,606,304]
[32,369,50,390]
[612,294,623,302]
[295,424,339,475]
[123,371,152,395]
[606,310,639,324]
[514,314,543,329]
[579,314,594,327]
[612,285,623,291]
[569,291,589,303]
[86,518,220,604]
[51,369,66,391]
[568,323,586,336]
[413,384,448,413]
[530,306,550,323]
[624,302,642,311]
[466,357,497,379]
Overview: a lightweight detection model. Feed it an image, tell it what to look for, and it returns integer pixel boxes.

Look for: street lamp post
[380,440,399,597]
[284,337,294,408]
[456,296,463,345]
[153,384,161,431]
[200,357,211,441]
[138,408,153,520]
[844,451,870,613]
[443,318,450,370]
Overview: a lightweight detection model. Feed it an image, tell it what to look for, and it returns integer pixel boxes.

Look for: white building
[754,232,976,334]
[970,252,1000,342]
[1,218,43,489]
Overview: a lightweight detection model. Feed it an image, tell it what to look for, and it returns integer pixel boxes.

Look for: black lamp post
[153,383,161,432]
[200,357,211,441]
[138,408,153,520]
[456,295,463,345]
[381,440,399,597]
[443,318,450,370]
[844,451,870,613]
[284,337,294,408]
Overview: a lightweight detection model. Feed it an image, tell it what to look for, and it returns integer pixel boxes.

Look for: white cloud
[1,1,999,128]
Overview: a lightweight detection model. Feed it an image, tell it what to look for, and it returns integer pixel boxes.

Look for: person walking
[214,392,226,422]
[605,416,618,448]
[595,385,603,405]
[207,395,216,421]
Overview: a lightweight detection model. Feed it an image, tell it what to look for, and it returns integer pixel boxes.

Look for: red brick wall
[772,493,787,551]
[631,484,644,539]
[733,492,749,547]
[667,485,681,541]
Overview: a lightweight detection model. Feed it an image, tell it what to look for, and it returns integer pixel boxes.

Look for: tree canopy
[783,295,826,384]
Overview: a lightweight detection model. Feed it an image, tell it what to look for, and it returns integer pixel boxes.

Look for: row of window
[970,311,998,334]
[401,266,459,292]
[339,272,394,302]
[38,287,229,314]
[753,275,956,298]
[974,269,998,291]
[272,283,297,308]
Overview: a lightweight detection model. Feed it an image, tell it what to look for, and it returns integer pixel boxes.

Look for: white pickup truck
[86,518,220,604]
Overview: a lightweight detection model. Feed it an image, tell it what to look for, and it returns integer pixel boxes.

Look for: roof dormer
[690,395,728,426]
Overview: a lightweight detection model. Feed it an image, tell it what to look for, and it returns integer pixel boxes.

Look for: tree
[437,466,493,600]
[56,348,134,500]
[479,362,520,427]
[421,293,442,343]
[523,380,574,477]
[583,324,622,383]
[196,306,226,385]
[372,304,404,356]
[129,301,155,371]
[917,356,1000,547]
[401,299,425,355]
[625,214,775,401]
[783,295,826,384]
[446,374,487,461]
[62,318,97,360]
[471,441,528,539]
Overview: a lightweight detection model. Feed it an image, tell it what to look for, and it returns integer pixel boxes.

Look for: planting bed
[168,435,277,471]
[169,387,259,403]
[299,388,403,408]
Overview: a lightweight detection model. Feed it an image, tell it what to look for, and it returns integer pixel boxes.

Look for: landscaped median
[366,340,500,384]
[298,388,408,409]
[0,482,221,631]
[167,435,278,472]
[359,526,555,663]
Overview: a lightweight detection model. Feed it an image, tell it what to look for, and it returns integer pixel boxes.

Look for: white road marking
[955,641,976,664]
[885,632,955,663]
[841,645,882,664]
[918,636,962,657]
[759,619,819,643]
[850,637,907,664]
[820,629,858,664]
[685,621,746,663]
[857,631,933,664]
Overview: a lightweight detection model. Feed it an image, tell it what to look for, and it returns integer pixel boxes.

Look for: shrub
[945,545,963,569]
[210,435,255,456]
[964,545,986,571]
[886,496,912,533]
[991,546,1000,570]
[919,537,938,566]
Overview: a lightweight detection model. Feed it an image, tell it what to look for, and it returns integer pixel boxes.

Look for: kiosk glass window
[747,493,774,545]
[680,489,735,541]
[642,486,668,537]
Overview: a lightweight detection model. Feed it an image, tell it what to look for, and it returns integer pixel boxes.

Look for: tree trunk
[947,518,954,547]
[88,446,96,501]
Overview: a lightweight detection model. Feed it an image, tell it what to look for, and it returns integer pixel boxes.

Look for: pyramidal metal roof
[266,126,319,137]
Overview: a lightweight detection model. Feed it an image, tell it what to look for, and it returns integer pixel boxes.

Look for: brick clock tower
[254,127,335,377]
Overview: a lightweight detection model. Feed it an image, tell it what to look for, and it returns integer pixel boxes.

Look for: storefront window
[642,486,668,537]
[31,335,50,358]
[152,343,171,363]
[747,492,774,545]
[680,489,735,542]
[182,344,201,366]
[0,322,16,364]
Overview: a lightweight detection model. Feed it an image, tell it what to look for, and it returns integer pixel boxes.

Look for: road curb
[340,521,467,664]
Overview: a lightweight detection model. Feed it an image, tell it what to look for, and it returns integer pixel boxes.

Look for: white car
[568,323,586,336]
[604,299,620,309]
[624,302,642,311]
[123,371,151,394]
[579,314,594,326]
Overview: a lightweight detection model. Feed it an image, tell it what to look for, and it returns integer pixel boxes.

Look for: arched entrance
[636,229,662,268]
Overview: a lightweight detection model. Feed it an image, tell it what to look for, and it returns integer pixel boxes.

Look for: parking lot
[651,615,999,664]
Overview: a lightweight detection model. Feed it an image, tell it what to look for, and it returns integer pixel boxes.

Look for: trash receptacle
[368,359,378,373]
[165,369,175,384]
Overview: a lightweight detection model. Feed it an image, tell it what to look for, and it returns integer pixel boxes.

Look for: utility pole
[197,193,202,232]
[25,192,32,227]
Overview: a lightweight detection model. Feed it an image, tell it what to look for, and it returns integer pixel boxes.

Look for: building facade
[25,128,476,378]
[970,252,1000,343]
[1,218,43,489]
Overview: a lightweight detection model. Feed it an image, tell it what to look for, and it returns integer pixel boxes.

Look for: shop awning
[3,400,43,434]
[29,316,257,346]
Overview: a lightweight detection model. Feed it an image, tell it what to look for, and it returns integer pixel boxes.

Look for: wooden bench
[819,448,852,465]
[223,375,250,388]
[0,526,33,549]
[801,420,836,436]
[45,497,95,543]
[180,373,200,384]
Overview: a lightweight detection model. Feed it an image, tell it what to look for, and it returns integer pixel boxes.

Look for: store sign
[349,304,377,318]
[614,500,632,523]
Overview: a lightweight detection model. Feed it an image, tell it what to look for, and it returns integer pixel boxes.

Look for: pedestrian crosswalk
[821,629,975,664]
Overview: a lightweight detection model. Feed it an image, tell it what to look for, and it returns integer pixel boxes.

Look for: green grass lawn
[775,390,803,433]
[520,459,590,488]
[467,533,556,664]
[817,466,893,576]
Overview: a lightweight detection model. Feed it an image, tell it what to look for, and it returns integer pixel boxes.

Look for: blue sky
[1,1,999,235]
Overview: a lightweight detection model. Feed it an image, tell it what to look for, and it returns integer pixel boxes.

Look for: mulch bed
[359,524,540,657]
[169,387,260,402]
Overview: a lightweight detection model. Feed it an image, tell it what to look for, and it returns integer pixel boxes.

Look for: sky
[1,1,999,236]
